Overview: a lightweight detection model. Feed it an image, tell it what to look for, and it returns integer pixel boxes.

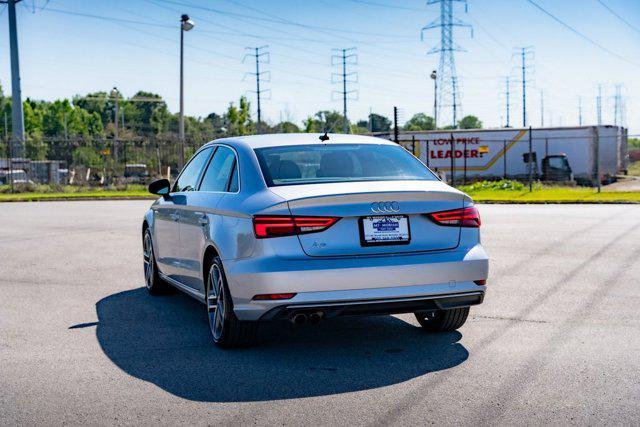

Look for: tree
[73,92,111,127]
[72,145,103,169]
[151,107,173,135]
[273,121,299,133]
[404,113,435,131]
[225,96,253,136]
[458,115,483,129]
[304,111,347,133]
[127,91,168,135]
[370,113,392,132]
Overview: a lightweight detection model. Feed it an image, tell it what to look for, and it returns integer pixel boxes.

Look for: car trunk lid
[269,180,466,257]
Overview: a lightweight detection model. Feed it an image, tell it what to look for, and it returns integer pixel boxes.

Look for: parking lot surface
[1,201,639,425]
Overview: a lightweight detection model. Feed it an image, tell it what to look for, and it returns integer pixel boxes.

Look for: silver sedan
[142,133,488,347]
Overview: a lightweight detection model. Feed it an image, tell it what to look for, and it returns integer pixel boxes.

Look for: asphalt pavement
[1,201,639,425]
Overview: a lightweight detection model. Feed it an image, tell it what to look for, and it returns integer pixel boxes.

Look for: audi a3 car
[142,133,488,347]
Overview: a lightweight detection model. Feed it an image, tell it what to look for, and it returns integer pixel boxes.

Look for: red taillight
[428,206,481,228]
[252,293,297,300]
[474,279,486,286]
[253,215,340,238]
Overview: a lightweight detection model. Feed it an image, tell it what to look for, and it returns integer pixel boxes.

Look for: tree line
[0,85,483,160]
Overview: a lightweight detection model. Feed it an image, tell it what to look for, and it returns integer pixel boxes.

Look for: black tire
[206,257,258,348]
[143,229,172,295]
[414,307,470,332]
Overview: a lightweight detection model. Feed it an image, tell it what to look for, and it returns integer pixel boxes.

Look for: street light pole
[111,87,119,163]
[430,70,437,129]
[179,14,194,169]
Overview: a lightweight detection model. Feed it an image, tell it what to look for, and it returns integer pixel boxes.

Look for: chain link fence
[0,126,630,190]
[0,136,211,188]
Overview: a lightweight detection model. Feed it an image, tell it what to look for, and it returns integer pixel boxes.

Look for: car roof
[207,133,397,149]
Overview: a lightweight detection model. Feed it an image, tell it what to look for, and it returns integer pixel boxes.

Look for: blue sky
[0,0,638,133]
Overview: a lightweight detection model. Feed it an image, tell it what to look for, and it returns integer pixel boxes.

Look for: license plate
[360,215,410,246]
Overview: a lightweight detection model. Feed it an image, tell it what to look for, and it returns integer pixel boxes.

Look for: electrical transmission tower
[331,48,358,134]
[613,84,622,126]
[513,46,534,127]
[422,0,472,129]
[243,46,270,131]
[578,96,583,126]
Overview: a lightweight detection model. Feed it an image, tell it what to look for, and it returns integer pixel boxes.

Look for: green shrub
[461,180,525,192]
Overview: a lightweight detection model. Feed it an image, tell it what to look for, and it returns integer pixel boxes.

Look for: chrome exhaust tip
[291,313,307,325]
[308,311,324,324]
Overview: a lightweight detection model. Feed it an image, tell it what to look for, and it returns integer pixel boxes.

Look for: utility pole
[244,46,270,132]
[528,126,533,192]
[393,106,399,143]
[111,87,119,163]
[4,111,11,193]
[596,84,602,125]
[4,0,25,157]
[63,113,68,141]
[430,70,437,129]
[514,47,534,127]
[422,0,472,129]
[539,89,544,127]
[503,76,511,128]
[578,96,583,126]
[332,48,358,134]
[522,48,526,126]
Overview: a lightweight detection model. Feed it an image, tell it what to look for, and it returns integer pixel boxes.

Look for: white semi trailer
[388,126,628,185]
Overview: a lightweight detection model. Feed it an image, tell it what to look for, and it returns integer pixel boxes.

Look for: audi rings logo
[370,201,400,213]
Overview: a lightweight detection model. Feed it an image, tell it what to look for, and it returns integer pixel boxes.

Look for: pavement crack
[473,315,549,324]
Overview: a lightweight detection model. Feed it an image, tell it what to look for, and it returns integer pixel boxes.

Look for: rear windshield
[255,143,437,187]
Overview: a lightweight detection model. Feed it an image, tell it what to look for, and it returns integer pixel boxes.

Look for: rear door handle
[170,213,180,221]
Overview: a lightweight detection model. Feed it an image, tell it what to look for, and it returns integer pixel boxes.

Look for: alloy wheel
[143,232,154,289]
[207,264,225,341]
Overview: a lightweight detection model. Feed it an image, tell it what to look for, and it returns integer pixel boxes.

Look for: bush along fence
[0,125,631,192]
[0,136,211,189]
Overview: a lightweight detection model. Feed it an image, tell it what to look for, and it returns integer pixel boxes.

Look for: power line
[157,3,423,96]
[42,7,174,28]
[205,0,427,63]
[597,0,640,35]
[144,0,426,75]
[156,0,415,39]
[525,0,640,67]
[344,0,425,12]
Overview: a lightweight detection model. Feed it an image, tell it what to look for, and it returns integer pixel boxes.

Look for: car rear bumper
[224,243,488,321]
[259,291,484,321]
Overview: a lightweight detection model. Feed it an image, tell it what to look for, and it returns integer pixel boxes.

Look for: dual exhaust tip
[290,311,324,325]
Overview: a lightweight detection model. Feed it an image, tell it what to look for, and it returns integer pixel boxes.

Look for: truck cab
[541,154,572,182]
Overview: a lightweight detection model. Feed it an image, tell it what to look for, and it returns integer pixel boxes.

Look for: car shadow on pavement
[93,287,468,402]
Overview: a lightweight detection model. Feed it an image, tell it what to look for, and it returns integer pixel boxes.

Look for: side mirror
[148,179,171,197]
